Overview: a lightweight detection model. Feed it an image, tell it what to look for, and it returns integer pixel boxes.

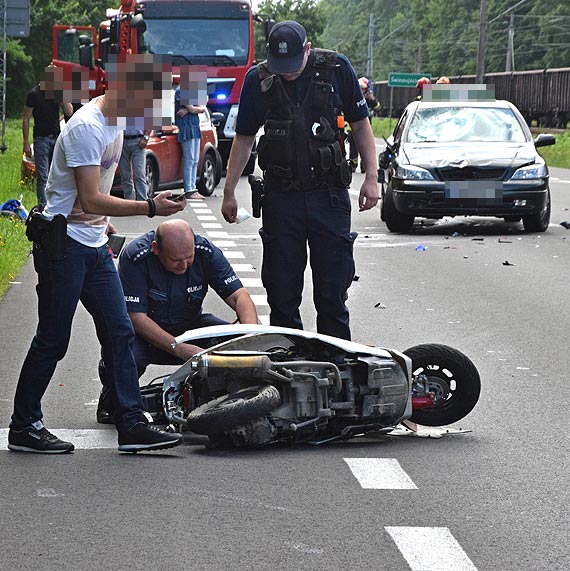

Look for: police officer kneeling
[97,219,258,423]
[222,20,378,341]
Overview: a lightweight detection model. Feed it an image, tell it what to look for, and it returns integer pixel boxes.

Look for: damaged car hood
[401,142,539,169]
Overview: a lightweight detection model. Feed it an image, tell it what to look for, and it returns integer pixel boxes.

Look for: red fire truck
[52,0,271,172]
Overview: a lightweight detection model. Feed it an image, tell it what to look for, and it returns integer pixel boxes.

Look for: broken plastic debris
[472,237,484,241]
[502,260,515,266]
[498,238,512,243]
[352,275,360,282]
[560,221,570,229]
[415,244,427,251]
[374,302,387,309]
[452,231,462,237]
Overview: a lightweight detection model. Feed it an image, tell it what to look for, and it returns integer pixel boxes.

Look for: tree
[254,0,326,61]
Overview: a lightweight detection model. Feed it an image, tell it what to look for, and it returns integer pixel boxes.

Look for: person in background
[96,219,258,422]
[436,76,451,84]
[119,128,150,200]
[348,76,381,173]
[23,66,74,206]
[174,85,205,199]
[221,20,378,342]
[415,76,431,100]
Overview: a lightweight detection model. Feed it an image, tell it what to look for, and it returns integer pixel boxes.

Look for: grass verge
[0,118,36,301]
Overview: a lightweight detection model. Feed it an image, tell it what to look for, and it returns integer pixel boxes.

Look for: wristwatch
[142,135,150,142]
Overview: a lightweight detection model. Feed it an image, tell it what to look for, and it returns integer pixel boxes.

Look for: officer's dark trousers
[259,187,356,341]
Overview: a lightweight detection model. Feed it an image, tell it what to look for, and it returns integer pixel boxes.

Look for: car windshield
[406,106,527,144]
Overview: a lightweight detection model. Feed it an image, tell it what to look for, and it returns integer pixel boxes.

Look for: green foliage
[320,0,570,81]
[254,0,326,61]
[5,0,110,118]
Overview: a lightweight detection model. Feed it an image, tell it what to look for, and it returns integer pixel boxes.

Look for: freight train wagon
[373,67,570,128]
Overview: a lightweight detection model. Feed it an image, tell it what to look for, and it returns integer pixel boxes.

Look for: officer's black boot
[96,359,116,425]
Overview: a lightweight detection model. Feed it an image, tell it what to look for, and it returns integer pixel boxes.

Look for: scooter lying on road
[139,325,480,448]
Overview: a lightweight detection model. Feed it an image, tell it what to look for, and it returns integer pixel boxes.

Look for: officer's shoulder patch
[127,245,153,263]
[194,234,213,257]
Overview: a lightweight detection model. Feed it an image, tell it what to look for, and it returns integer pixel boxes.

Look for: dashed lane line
[190,206,269,321]
[344,458,418,489]
[386,527,479,571]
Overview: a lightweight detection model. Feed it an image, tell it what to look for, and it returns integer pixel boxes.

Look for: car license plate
[445,181,503,201]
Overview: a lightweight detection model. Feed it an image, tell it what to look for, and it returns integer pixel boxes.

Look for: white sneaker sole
[8,443,74,454]
[117,437,182,453]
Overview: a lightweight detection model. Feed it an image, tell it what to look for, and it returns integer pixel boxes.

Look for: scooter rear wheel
[405,344,480,426]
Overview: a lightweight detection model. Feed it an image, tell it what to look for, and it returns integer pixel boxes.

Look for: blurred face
[152,234,195,274]
[105,54,172,130]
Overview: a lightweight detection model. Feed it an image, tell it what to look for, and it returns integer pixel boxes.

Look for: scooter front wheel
[186,384,281,435]
[404,344,480,426]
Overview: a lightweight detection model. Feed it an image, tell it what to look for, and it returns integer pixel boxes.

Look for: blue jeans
[259,188,357,341]
[11,238,145,431]
[119,139,148,200]
[180,138,200,192]
[34,135,57,206]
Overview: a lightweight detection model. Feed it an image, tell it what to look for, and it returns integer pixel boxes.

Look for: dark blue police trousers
[259,187,357,341]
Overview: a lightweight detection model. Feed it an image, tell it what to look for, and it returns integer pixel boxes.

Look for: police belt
[265,173,346,193]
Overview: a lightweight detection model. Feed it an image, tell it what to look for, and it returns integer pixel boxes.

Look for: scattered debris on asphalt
[415,244,427,251]
[502,260,516,266]
[560,221,570,229]
[374,302,387,309]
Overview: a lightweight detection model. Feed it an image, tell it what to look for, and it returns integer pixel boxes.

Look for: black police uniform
[118,231,244,374]
[236,49,368,340]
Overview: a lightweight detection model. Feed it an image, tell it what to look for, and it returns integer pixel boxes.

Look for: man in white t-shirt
[9,54,187,454]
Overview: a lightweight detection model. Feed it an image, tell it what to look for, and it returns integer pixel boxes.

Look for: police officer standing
[221,20,378,341]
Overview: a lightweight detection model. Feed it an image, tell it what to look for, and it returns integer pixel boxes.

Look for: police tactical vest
[256,49,351,191]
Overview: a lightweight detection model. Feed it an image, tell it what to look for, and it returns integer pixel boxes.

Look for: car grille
[436,166,507,181]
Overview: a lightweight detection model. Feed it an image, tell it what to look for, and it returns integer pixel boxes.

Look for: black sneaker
[8,421,74,454]
[118,422,183,453]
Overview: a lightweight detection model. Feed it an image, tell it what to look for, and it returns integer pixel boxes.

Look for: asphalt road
[1,166,569,570]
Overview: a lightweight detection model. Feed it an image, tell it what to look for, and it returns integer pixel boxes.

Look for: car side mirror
[378,148,394,170]
[210,112,224,127]
[534,134,556,148]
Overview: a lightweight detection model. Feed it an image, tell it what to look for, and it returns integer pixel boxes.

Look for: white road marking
[197,215,217,221]
[212,240,237,248]
[344,458,417,489]
[250,294,268,306]
[285,542,324,555]
[259,315,270,325]
[207,231,230,238]
[223,251,245,259]
[37,488,65,497]
[201,223,223,229]
[1,428,116,449]
[386,527,478,571]
[232,264,256,272]
[239,278,264,287]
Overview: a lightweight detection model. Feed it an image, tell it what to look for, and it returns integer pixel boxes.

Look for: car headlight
[510,163,547,180]
[394,164,435,181]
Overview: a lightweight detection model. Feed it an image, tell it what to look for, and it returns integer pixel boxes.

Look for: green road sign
[388,73,431,88]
